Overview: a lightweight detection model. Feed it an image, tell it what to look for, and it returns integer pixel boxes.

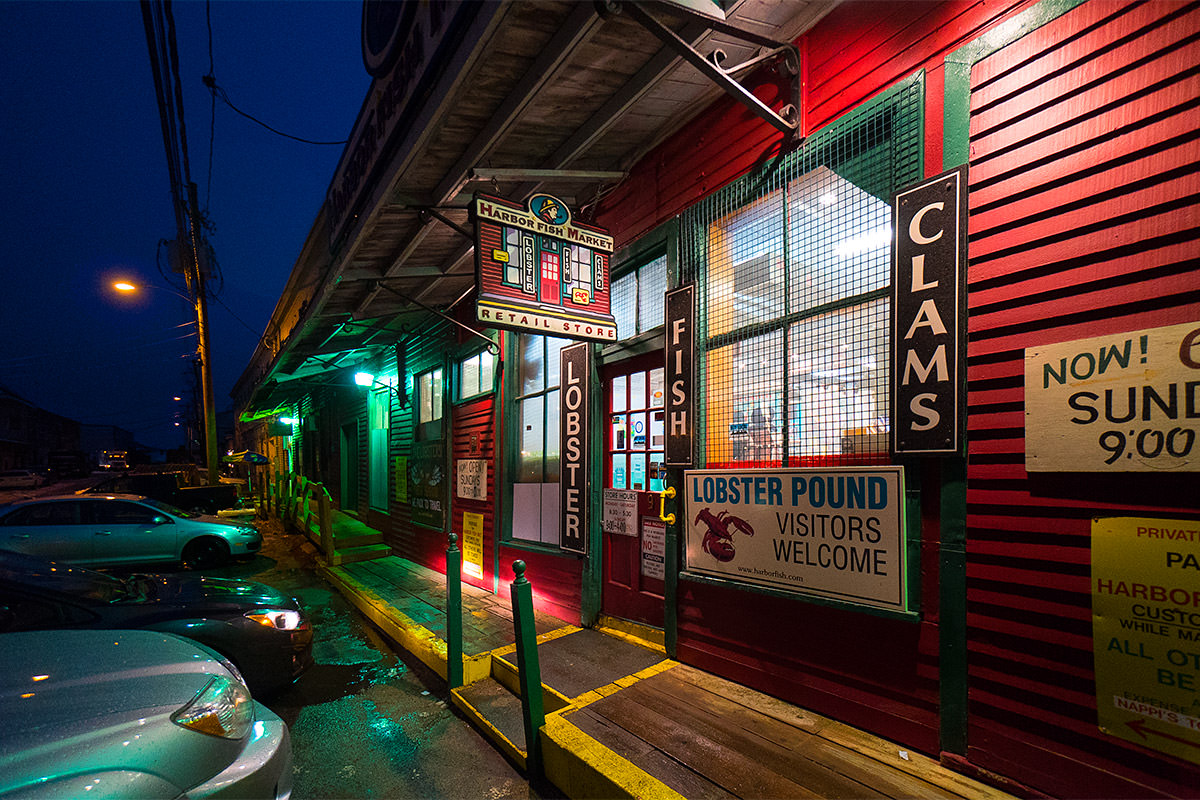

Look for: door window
[1,502,78,526]
[608,365,665,492]
[88,501,159,525]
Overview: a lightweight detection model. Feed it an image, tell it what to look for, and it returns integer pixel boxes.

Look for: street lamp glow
[113,282,138,292]
[354,372,374,387]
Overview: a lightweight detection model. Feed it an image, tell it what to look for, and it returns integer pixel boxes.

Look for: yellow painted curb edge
[321,565,447,679]
[450,686,527,769]
[542,713,687,800]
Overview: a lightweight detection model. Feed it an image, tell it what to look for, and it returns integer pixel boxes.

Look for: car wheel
[181,537,230,569]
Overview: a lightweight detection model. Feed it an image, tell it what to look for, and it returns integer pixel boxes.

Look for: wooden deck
[566,664,1017,800]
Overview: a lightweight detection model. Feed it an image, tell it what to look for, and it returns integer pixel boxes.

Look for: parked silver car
[0,470,44,489]
[0,494,261,569]
[0,628,292,799]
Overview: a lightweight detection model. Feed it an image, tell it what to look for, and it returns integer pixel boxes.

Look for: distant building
[0,383,80,469]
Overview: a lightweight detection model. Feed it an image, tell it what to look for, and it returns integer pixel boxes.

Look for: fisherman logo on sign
[529,194,570,226]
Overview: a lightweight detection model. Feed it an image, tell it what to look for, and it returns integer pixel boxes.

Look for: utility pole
[185,181,220,484]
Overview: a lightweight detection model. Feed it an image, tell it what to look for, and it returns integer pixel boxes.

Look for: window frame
[688,72,924,469]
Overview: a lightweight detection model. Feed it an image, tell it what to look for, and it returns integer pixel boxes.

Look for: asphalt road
[206,520,553,800]
[0,477,548,798]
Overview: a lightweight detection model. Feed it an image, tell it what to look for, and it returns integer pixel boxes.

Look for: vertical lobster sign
[560,342,591,554]
[891,166,968,455]
[665,284,695,467]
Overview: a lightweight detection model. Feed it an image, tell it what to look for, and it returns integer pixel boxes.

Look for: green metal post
[511,560,544,778]
[446,533,463,689]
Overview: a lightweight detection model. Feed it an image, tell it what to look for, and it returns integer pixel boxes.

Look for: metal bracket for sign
[657,485,676,525]
[618,1,802,144]
[375,281,500,355]
[418,207,474,242]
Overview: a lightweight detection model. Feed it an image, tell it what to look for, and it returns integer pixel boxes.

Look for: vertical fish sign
[891,166,968,455]
[560,342,591,554]
[665,284,695,467]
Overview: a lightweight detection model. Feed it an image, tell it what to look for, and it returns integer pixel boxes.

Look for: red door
[601,352,666,628]
[539,250,560,305]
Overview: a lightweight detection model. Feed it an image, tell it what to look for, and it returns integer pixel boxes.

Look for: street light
[113,280,220,484]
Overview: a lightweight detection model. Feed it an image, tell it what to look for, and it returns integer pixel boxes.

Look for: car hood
[0,630,246,797]
[0,630,230,735]
[145,575,297,610]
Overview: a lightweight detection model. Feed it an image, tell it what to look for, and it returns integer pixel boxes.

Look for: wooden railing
[262,470,332,557]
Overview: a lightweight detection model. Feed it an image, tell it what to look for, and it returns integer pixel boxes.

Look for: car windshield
[139,496,200,519]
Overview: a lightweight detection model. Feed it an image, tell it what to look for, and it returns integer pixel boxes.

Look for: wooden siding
[385,319,453,569]
[590,0,1034,758]
[964,2,1200,797]
[451,396,496,592]
[594,0,1032,247]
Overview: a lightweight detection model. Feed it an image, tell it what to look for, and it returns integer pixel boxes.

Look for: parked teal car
[0,494,260,569]
[0,629,292,799]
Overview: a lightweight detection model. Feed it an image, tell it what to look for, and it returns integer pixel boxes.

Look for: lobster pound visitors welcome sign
[683,467,907,612]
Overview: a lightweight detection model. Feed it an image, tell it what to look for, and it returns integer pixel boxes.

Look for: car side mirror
[152,515,172,526]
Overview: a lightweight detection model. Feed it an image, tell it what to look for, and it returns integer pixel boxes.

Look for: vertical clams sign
[560,343,590,554]
[891,166,967,455]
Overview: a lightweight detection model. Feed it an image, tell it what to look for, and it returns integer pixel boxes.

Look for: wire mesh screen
[683,74,923,467]
[612,254,669,339]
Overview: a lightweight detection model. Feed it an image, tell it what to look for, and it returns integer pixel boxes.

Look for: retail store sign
[664,284,695,467]
[1026,321,1200,472]
[1092,516,1200,765]
[891,166,967,455]
[560,343,591,554]
[683,467,906,612]
[474,194,617,342]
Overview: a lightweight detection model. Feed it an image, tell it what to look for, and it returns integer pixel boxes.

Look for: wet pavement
[201,519,551,800]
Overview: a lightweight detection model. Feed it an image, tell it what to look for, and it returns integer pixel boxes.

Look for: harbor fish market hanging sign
[684,467,907,613]
[473,193,617,342]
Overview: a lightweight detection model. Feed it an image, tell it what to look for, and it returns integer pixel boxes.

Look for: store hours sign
[1025,321,1200,472]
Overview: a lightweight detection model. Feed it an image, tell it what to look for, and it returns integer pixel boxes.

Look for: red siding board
[970,114,1200,206]
[964,303,1200,356]
[968,270,1200,332]
[969,239,1200,311]
[970,175,1199,263]
[970,2,1200,114]
[964,1,1200,792]
[969,67,1198,168]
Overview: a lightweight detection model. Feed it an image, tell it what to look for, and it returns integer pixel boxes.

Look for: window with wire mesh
[687,75,922,467]
[611,254,668,339]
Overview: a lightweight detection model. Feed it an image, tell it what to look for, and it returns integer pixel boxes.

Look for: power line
[202,76,349,146]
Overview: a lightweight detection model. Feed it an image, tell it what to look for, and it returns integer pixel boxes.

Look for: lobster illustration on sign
[695,508,754,562]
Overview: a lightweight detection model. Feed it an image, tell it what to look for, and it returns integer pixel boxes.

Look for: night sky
[0,1,370,450]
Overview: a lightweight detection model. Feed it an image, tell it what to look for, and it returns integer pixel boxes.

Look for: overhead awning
[236,0,836,416]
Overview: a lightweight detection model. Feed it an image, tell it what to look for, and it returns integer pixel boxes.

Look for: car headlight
[171,676,254,739]
[245,609,306,630]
